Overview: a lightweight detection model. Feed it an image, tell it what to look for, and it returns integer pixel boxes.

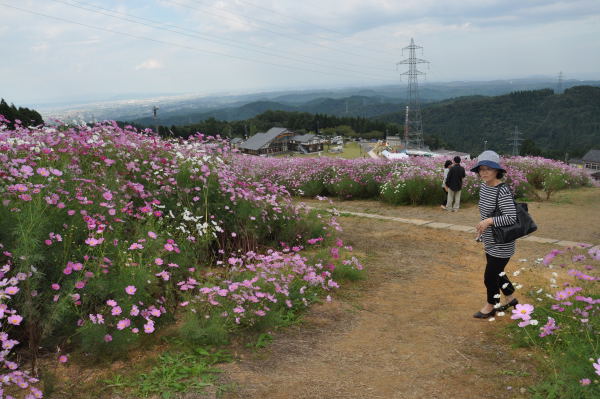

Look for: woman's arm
[492,187,517,227]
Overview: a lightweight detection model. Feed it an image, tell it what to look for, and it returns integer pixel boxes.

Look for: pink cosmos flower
[106,299,117,307]
[7,315,23,325]
[116,319,131,330]
[511,303,534,321]
[129,243,143,250]
[593,358,600,376]
[539,317,559,337]
[85,237,104,247]
[144,321,155,333]
[5,286,19,295]
[111,306,122,316]
[104,334,113,342]
[36,167,50,177]
[58,355,68,363]
[580,378,591,386]
[51,283,60,290]
[330,247,339,259]
[13,183,28,192]
[155,258,164,265]
[130,305,140,316]
[102,191,113,201]
[125,285,137,295]
[148,231,157,239]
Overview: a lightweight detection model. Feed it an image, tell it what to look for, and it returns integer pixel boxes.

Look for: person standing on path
[444,156,466,211]
[471,150,519,319]
[441,159,453,209]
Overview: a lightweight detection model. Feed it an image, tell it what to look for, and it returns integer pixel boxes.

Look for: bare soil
[217,187,599,398]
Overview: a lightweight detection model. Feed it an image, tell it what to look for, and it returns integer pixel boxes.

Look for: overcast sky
[1,0,599,106]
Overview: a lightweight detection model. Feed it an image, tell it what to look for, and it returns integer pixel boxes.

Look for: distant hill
[44,78,600,124]
[139,85,600,158]
[376,86,600,156]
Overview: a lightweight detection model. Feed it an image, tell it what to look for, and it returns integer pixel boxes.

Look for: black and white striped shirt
[479,183,517,258]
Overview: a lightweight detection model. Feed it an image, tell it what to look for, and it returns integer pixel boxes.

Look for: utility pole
[397,38,429,150]
[509,126,524,156]
[152,106,160,135]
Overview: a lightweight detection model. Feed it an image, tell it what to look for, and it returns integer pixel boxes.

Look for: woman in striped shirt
[471,151,519,319]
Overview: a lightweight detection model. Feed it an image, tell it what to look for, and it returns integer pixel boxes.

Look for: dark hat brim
[470,160,506,173]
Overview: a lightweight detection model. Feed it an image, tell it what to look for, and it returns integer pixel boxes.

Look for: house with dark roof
[582,149,600,171]
[230,137,244,149]
[289,133,323,154]
[238,127,295,156]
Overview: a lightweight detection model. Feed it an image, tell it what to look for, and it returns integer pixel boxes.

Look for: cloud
[134,59,163,70]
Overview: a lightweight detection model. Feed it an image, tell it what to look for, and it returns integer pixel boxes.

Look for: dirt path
[218,216,562,398]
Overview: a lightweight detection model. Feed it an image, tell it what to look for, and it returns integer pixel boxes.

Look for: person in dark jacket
[440,159,453,209]
[444,156,466,211]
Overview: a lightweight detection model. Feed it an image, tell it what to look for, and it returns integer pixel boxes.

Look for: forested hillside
[377,86,600,156]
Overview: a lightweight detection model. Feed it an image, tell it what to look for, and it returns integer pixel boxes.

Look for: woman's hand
[476,217,493,235]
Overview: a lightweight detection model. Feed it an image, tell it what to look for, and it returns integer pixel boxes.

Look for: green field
[277,142,369,159]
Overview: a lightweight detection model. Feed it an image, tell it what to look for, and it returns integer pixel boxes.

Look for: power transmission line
[167,0,392,64]
[222,0,399,58]
[1,2,394,83]
[47,0,393,78]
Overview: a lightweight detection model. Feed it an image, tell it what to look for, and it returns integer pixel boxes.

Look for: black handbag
[489,184,537,244]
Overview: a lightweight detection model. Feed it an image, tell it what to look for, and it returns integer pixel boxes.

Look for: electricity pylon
[397,38,429,150]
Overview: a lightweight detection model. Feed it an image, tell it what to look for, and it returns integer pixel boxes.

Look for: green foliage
[332,263,365,282]
[178,312,230,347]
[246,333,273,349]
[381,176,441,206]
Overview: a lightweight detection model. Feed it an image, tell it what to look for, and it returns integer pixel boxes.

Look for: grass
[276,141,368,159]
[100,346,232,399]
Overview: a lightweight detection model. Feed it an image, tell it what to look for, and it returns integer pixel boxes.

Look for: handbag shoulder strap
[489,182,510,217]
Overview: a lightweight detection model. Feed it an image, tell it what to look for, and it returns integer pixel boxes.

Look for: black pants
[484,253,515,305]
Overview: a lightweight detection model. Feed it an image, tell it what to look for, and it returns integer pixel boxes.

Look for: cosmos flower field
[0,116,595,397]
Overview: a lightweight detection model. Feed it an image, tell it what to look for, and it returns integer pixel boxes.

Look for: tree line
[0,99,44,129]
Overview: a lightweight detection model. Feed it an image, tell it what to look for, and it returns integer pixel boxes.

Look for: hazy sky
[1,0,599,106]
